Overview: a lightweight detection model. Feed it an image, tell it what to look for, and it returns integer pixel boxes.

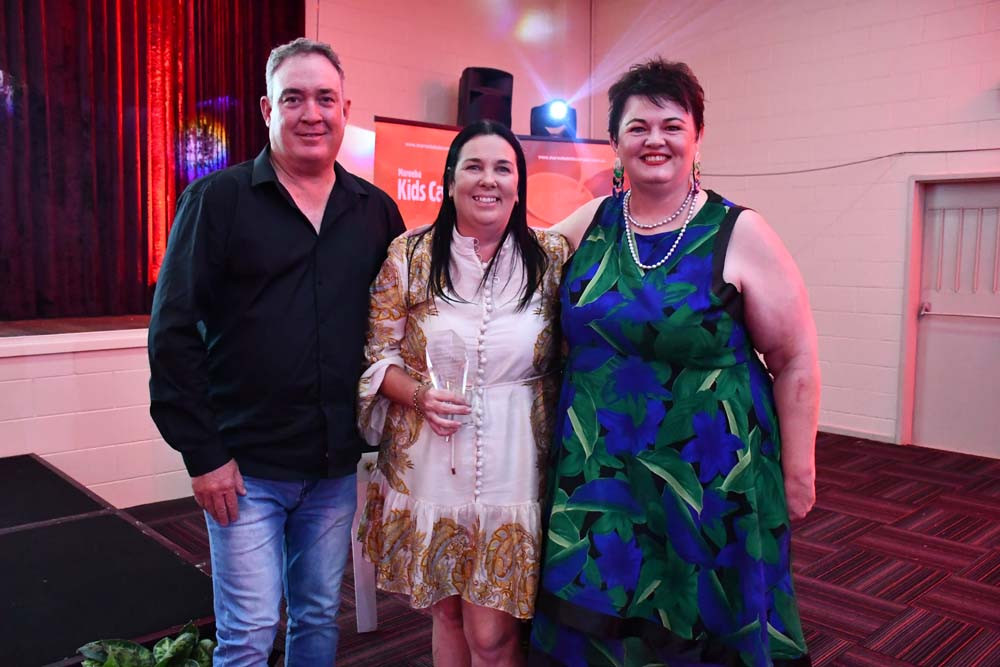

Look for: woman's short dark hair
[410,120,547,311]
[607,58,705,142]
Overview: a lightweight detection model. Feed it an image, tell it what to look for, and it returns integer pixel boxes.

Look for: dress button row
[473,288,493,504]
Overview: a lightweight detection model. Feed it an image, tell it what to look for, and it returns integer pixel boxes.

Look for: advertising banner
[374,117,616,229]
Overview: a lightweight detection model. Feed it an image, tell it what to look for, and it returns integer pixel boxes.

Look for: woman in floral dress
[529,59,819,667]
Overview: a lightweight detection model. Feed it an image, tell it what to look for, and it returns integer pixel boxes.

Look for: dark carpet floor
[130,433,1000,666]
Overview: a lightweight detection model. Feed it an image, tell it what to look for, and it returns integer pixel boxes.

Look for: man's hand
[192,459,246,526]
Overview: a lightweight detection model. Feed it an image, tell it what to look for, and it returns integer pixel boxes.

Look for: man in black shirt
[148,38,404,666]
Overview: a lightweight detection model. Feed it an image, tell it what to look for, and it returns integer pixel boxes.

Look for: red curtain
[0,0,303,320]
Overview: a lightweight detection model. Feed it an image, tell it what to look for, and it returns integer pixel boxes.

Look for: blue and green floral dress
[529,192,811,667]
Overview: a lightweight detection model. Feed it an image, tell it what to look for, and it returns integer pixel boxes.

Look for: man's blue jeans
[205,474,357,667]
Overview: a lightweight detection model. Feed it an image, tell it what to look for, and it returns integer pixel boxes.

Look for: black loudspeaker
[457,67,513,128]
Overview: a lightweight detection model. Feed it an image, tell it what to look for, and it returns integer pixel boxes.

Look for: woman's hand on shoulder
[549,197,606,251]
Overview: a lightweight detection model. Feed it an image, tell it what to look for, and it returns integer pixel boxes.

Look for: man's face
[260,53,350,170]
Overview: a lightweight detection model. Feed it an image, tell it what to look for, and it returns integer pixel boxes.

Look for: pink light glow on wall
[515,10,557,44]
[337,124,376,181]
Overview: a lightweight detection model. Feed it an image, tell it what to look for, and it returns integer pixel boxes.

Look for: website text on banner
[373,117,616,230]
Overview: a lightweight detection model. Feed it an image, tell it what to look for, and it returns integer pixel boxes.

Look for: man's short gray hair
[265,38,344,99]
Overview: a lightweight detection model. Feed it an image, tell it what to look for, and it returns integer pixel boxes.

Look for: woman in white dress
[357,120,570,666]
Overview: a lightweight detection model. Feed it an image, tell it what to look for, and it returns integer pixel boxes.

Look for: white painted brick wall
[591,0,1000,443]
[0,332,188,508]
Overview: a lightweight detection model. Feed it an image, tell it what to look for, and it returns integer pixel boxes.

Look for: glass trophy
[425,330,473,474]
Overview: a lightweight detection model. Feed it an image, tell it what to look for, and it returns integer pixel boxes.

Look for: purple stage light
[178,116,228,181]
[195,95,237,112]
[0,70,15,115]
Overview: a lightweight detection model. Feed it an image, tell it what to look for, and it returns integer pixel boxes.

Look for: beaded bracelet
[412,382,428,416]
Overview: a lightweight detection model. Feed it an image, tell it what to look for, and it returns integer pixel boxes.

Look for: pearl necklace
[624,186,695,229]
[624,189,699,271]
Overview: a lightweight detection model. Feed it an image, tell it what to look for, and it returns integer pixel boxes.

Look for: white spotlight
[548,100,568,121]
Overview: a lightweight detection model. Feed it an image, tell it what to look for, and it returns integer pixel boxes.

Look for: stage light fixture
[530,99,576,138]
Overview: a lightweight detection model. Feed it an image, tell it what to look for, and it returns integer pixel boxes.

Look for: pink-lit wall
[308,0,998,443]
[586,0,1000,443]
[308,0,594,180]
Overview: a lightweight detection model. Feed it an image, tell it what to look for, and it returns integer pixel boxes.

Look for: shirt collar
[250,146,366,197]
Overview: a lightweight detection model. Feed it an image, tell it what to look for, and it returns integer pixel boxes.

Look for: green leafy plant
[78,622,214,667]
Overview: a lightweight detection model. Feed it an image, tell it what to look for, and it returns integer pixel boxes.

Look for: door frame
[897,171,1000,445]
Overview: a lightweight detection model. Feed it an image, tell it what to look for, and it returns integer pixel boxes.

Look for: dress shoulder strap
[710,197,748,322]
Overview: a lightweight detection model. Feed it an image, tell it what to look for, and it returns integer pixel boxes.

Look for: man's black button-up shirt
[149,148,405,480]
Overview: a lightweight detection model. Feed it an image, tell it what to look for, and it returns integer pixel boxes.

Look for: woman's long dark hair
[409,120,547,311]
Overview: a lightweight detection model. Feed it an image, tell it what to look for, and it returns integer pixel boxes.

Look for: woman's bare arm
[725,210,821,520]
[548,197,606,251]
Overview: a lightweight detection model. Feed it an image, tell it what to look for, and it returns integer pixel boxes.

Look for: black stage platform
[0,455,213,666]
